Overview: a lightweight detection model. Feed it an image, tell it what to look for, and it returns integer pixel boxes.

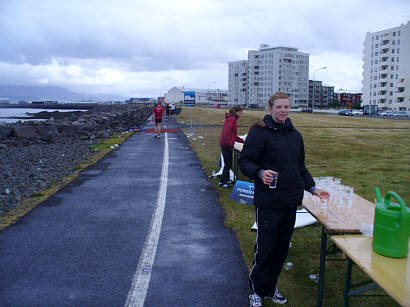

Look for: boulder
[0,125,13,138]
[12,125,40,140]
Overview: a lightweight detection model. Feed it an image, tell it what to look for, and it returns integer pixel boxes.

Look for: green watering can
[372,187,410,258]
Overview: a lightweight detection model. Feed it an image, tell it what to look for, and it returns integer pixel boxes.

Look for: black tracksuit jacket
[239,115,315,209]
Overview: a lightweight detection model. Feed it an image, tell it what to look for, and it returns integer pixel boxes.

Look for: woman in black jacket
[240,91,329,307]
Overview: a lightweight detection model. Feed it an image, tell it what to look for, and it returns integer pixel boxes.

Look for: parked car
[379,110,394,116]
[351,110,363,116]
[392,111,409,117]
[301,107,313,113]
[338,109,352,116]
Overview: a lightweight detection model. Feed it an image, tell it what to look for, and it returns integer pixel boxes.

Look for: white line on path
[125,132,169,307]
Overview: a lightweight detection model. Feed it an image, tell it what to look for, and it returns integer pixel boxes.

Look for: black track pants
[249,206,297,297]
[220,145,233,184]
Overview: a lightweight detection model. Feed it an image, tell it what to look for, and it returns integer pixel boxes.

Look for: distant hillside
[0,85,125,102]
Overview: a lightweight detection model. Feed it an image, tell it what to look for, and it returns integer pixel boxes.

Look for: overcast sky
[1,0,410,98]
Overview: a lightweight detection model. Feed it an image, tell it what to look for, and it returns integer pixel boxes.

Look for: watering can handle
[385,191,408,232]
[375,187,382,203]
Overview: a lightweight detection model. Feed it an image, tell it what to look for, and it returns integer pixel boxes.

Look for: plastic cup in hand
[269,173,278,189]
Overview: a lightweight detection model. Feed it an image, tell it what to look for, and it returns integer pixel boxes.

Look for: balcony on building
[381,56,389,62]
[380,73,388,79]
[397,86,405,93]
[381,65,388,70]
[382,39,390,45]
[380,98,387,103]
[380,82,387,88]
[397,97,405,103]
[381,48,389,54]
[380,90,387,96]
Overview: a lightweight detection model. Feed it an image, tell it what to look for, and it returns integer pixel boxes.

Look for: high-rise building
[228,60,248,105]
[308,80,335,108]
[362,22,410,115]
[228,45,309,107]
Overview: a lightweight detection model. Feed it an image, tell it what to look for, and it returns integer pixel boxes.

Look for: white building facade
[362,22,410,115]
[228,45,309,107]
[164,87,228,105]
[228,60,248,105]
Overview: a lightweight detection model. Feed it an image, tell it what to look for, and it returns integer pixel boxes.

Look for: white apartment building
[228,45,309,107]
[228,60,248,105]
[362,22,410,115]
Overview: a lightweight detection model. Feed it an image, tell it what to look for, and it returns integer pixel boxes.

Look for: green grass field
[176,106,409,307]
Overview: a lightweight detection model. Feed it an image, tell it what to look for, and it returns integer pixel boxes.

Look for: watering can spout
[375,186,382,203]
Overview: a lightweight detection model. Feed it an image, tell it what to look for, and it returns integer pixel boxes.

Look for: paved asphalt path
[0,117,249,306]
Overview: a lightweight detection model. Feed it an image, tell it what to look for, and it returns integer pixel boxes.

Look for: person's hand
[314,189,330,200]
[260,170,278,186]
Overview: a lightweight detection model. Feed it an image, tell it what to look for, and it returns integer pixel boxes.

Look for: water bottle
[284,262,293,271]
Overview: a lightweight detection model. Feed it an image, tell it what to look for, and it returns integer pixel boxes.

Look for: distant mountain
[0,85,125,102]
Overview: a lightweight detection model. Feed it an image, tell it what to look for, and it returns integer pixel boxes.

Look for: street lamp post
[312,66,327,111]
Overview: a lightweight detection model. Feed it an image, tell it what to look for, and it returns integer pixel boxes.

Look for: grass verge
[177,106,407,307]
[0,132,133,231]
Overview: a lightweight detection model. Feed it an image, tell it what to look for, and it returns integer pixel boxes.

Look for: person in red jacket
[152,101,165,138]
[219,105,244,187]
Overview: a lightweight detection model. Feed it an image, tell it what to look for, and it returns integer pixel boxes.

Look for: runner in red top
[152,101,165,138]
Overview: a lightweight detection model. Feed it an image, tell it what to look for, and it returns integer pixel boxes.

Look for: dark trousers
[250,206,297,297]
[220,145,233,184]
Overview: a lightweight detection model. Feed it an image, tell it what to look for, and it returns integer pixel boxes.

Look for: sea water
[0,108,83,123]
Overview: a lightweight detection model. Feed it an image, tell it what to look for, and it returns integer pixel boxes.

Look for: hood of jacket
[225,113,238,120]
[249,115,295,134]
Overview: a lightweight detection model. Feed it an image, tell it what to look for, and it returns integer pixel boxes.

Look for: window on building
[396,65,399,71]
[398,31,400,36]
[391,66,394,70]
[398,39,400,45]
[375,60,378,64]
[397,57,399,62]
[393,31,396,36]
[390,83,393,87]
[375,43,379,48]
[391,75,394,79]
[397,48,400,54]
[390,92,393,96]
[392,49,395,53]
[376,35,379,40]
[392,40,396,45]
[392,57,395,62]
[375,51,378,56]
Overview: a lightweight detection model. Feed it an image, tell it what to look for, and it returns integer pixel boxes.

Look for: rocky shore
[0,104,151,216]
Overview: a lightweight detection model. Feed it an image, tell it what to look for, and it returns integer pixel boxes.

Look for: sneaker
[265,288,287,304]
[249,293,263,307]
[153,133,158,138]
[219,182,229,188]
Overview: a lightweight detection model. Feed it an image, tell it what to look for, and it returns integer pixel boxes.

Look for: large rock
[12,125,40,140]
[35,123,59,141]
[0,125,13,138]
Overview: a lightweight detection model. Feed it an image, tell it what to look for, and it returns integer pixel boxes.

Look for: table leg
[317,225,327,307]
[344,258,352,307]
